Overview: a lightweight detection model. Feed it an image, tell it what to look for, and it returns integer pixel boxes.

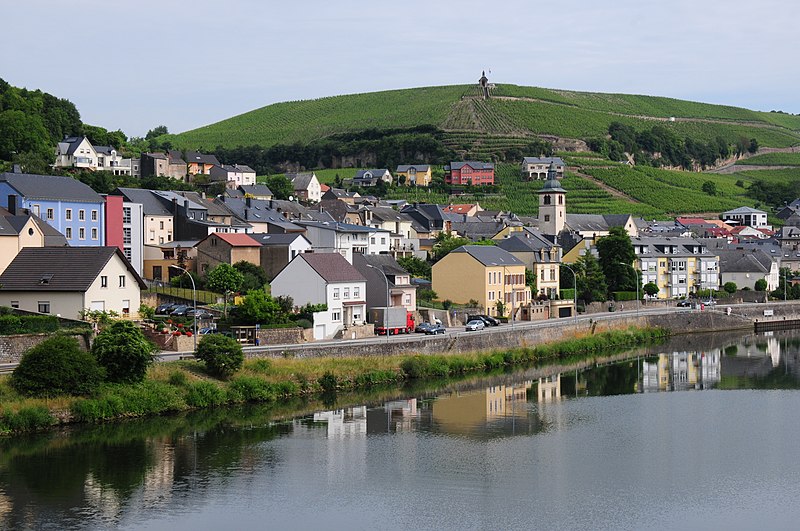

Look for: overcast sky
[3,0,798,137]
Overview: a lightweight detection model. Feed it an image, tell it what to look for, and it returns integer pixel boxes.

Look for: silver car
[465,319,486,331]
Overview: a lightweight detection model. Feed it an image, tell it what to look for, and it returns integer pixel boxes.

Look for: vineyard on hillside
[738,153,800,166]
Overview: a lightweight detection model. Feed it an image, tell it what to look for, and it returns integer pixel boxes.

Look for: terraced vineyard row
[738,153,800,166]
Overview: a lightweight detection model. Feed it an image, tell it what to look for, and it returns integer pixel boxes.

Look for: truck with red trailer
[370,307,415,335]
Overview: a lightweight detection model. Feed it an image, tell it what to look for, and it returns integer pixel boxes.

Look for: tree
[145,125,169,139]
[702,181,717,196]
[754,279,768,291]
[575,253,608,303]
[91,320,157,383]
[235,289,290,325]
[0,110,51,160]
[596,227,637,295]
[397,256,431,280]
[723,282,737,294]
[11,336,104,397]
[643,282,659,298]
[431,233,473,262]
[266,175,294,200]
[233,261,268,292]
[205,263,244,317]
[195,334,244,379]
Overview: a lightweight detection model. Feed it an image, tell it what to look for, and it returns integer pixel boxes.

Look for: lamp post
[366,264,390,336]
[561,263,578,325]
[618,262,640,315]
[169,264,196,352]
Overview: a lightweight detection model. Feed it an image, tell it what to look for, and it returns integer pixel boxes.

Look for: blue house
[0,168,106,247]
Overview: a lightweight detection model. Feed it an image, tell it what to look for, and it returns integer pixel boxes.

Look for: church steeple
[538,161,565,235]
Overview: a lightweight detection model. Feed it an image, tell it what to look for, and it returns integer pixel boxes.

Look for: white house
[210,164,257,187]
[288,172,322,203]
[722,207,769,229]
[54,136,97,170]
[0,247,146,320]
[295,220,390,263]
[271,253,367,340]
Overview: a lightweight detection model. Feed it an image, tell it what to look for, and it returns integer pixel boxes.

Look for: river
[2,329,800,530]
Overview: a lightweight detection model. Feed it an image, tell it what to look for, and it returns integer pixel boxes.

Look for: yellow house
[0,206,67,275]
[395,165,432,187]
[432,245,531,318]
[632,236,719,299]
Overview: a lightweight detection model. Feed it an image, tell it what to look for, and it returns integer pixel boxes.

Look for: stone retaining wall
[0,333,90,364]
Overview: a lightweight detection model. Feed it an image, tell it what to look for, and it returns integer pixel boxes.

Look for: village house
[496,230,561,299]
[210,164,256,188]
[721,206,770,230]
[432,245,530,318]
[395,165,431,186]
[0,169,106,247]
[715,248,778,291]
[0,204,67,275]
[353,253,417,312]
[271,253,367,340]
[521,157,565,180]
[185,151,220,176]
[631,236,719,299]
[352,169,392,187]
[444,161,495,186]
[287,172,322,203]
[0,246,146,320]
[194,232,262,274]
[140,151,187,180]
[294,220,390,263]
[251,232,313,280]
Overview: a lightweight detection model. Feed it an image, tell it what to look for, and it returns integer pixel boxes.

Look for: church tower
[537,161,566,236]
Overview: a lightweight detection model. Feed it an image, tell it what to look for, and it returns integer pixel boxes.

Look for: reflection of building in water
[536,374,561,402]
[432,382,531,435]
[766,336,781,367]
[0,491,10,528]
[366,399,418,434]
[140,440,176,507]
[313,407,367,437]
[641,351,720,391]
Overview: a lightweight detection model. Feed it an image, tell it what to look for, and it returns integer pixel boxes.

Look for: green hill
[165,83,800,151]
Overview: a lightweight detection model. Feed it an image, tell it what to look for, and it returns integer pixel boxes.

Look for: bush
[195,334,244,378]
[185,381,227,407]
[11,336,104,397]
[92,320,157,383]
[754,279,767,291]
[0,314,59,335]
[318,371,338,393]
[0,406,54,433]
[227,376,277,402]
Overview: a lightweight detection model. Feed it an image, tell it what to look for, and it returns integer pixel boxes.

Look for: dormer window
[39,274,53,285]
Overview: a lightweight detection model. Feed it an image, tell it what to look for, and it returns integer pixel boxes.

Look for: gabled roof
[396,165,430,172]
[0,247,145,291]
[315,199,357,223]
[152,190,206,211]
[369,206,405,223]
[522,156,565,165]
[234,164,256,173]
[299,253,365,283]
[443,204,479,215]
[288,172,318,190]
[497,232,556,253]
[184,151,220,166]
[449,245,523,266]
[355,169,390,179]
[113,188,173,216]
[250,233,311,246]
[723,206,767,216]
[60,136,89,155]
[447,161,494,171]
[716,248,773,274]
[94,145,117,155]
[239,184,273,197]
[0,172,104,203]
[202,232,261,247]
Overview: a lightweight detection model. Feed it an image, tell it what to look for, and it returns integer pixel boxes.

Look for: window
[123,228,131,244]
[149,230,155,241]
[46,208,54,220]
[333,288,340,299]
[332,312,341,321]
[544,215,550,222]
[91,210,98,221]
[211,238,217,246]
[65,227,72,239]
[79,228,85,239]
[119,275,125,288]
[160,220,164,230]
[343,288,350,299]
[101,275,108,287]
[370,237,376,244]
[122,207,131,224]
[353,287,360,298]
[38,301,50,314]
[66,209,72,220]
[10,301,19,309]
[91,228,98,239]
[381,237,386,245]
[124,248,131,261]
[79,210,85,221]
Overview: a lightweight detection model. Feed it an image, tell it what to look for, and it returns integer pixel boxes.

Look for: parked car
[415,322,435,333]
[468,314,500,326]
[186,308,215,319]
[676,299,692,307]
[169,305,190,317]
[156,303,179,315]
[425,324,447,335]
[701,299,717,306]
[465,319,486,332]
[198,327,219,335]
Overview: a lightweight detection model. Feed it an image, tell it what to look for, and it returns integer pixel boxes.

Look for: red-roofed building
[443,203,483,217]
[444,161,495,186]
[195,232,262,274]
[729,225,771,241]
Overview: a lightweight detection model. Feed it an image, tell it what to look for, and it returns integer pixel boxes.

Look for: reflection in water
[4,330,800,529]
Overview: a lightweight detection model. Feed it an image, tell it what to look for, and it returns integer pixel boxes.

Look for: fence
[145,280,220,305]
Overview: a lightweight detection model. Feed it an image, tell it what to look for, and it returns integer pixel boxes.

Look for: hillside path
[571,169,642,203]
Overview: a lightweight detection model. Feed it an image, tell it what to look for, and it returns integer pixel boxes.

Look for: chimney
[246,197,251,208]
[12,164,22,174]
[7,194,16,215]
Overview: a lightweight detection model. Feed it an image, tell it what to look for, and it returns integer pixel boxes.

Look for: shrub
[0,314,59,335]
[227,376,277,402]
[185,381,227,407]
[0,406,54,433]
[168,370,189,387]
[195,334,244,378]
[248,358,272,374]
[754,279,767,291]
[92,320,157,384]
[318,371,338,393]
[11,336,104,397]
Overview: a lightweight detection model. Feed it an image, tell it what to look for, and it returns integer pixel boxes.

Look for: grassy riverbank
[0,327,667,435]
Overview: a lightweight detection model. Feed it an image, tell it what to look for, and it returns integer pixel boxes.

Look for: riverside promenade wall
[248,302,800,360]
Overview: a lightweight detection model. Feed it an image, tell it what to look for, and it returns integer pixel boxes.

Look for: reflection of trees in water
[580,361,641,396]
[0,405,291,529]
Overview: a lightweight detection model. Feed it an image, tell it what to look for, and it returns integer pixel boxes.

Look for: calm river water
[3,330,800,530]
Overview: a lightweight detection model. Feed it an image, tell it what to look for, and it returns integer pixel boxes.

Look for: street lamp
[561,263,578,325]
[169,264,196,352]
[366,263,390,335]
[618,262,640,315]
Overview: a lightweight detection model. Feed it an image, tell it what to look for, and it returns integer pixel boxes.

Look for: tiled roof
[522,157,565,165]
[301,253,365,283]
[450,245,523,266]
[114,188,173,216]
[0,247,145,291]
[396,165,430,172]
[210,233,261,247]
[448,161,494,170]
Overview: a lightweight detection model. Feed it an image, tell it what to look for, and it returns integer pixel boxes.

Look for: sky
[2,0,798,137]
